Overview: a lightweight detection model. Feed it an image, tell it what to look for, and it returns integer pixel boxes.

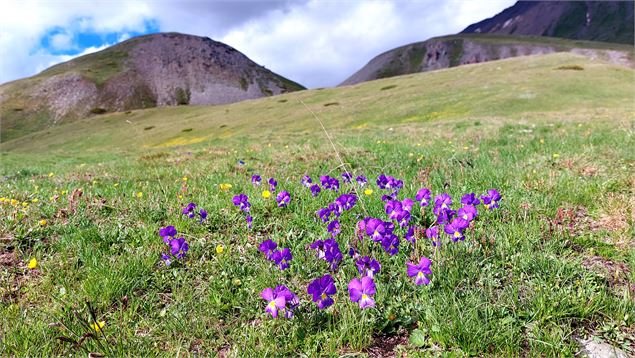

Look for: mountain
[340,34,633,86]
[0,32,305,142]
[461,1,634,44]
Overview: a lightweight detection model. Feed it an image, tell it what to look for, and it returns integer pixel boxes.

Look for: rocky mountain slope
[0,32,304,142]
[461,1,634,44]
[340,34,633,86]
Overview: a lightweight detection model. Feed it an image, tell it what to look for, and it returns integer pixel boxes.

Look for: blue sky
[1,0,515,88]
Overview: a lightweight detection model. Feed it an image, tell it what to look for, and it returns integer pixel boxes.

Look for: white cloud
[0,0,516,87]
[49,32,75,51]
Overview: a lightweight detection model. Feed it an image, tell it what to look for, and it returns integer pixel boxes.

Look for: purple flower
[328,202,342,218]
[457,205,478,222]
[356,256,381,278]
[316,207,332,223]
[268,178,277,192]
[480,189,501,210]
[327,220,341,237]
[274,285,299,318]
[251,175,262,186]
[416,188,432,206]
[461,193,480,206]
[381,234,399,256]
[406,257,432,285]
[320,175,340,191]
[276,191,290,207]
[426,226,440,246]
[232,194,251,212]
[435,208,456,225]
[376,174,403,190]
[310,184,321,196]
[169,237,189,259]
[271,248,292,270]
[341,172,352,183]
[160,253,172,266]
[444,217,469,242]
[348,276,376,309]
[434,193,452,212]
[198,209,208,222]
[404,225,415,243]
[335,193,357,211]
[324,238,343,270]
[246,215,253,229]
[182,202,197,218]
[365,218,394,241]
[307,274,337,309]
[261,287,287,318]
[356,175,368,187]
[301,175,312,187]
[259,239,278,259]
[159,225,177,243]
[348,247,360,259]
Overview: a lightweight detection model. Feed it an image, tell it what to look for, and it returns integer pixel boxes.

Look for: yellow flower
[182,177,188,182]
[364,189,373,195]
[219,183,232,191]
[552,153,560,159]
[61,190,67,195]
[113,183,119,187]
[539,139,544,144]
[22,202,28,207]
[10,199,18,206]
[262,190,271,199]
[48,172,54,177]
[216,245,224,254]
[91,321,106,332]
[232,278,242,286]
[136,192,143,198]
[28,258,37,269]
[39,219,47,226]
[31,198,39,203]
[463,146,469,150]
[408,152,414,157]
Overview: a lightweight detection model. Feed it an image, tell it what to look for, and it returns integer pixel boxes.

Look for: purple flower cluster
[182,202,207,223]
[251,175,261,186]
[376,174,403,201]
[232,194,253,228]
[158,226,189,266]
[310,238,343,270]
[261,285,299,318]
[259,239,292,270]
[320,175,340,192]
[307,274,337,309]
[276,191,291,207]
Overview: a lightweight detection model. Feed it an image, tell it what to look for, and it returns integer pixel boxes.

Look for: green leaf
[409,329,426,348]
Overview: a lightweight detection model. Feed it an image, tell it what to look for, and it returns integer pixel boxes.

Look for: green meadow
[1,53,633,356]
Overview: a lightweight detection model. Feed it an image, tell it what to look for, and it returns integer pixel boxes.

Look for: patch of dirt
[581,256,632,292]
[364,331,409,358]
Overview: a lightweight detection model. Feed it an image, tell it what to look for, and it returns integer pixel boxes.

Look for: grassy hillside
[1,53,633,356]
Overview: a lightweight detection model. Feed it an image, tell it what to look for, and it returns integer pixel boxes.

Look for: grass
[0,53,633,356]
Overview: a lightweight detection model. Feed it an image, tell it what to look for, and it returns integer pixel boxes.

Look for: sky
[0,0,516,88]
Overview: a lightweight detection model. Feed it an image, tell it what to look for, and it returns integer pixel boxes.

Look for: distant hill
[0,32,305,142]
[340,34,633,86]
[461,1,634,44]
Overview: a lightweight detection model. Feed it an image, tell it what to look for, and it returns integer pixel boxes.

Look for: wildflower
[309,239,326,259]
[136,192,143,198]
[334,194,357,212]
[262,190,271,199]
[327,220,341,237]
[426,226,440,246]
[415,188,431,206]
[341,172,352,183]
[457,205,477,222]
[232,194,251,212]
[169,237,189,259]
[219,183,232,191]
[444,218,469,242]
[182,202,197,218]
[28,258,37,269]
[38,219,47,226]
[356,175,368,187]
[268,178,277,192]
[259,239,277,259]
[251,175,262,186]
[406,257,432,285]
[365,218,394,241]
[460,193,480,206]
[376,174,403,191]
[48,172,54,177]
[276,191,290,207]
[320,175,340,191]
[246,215,253,229]
[159,225,177,243]
[348,246,360,259]
[91,321,106,332]
[434,193,452,211]
[233,278,242,286]
[323,238,343,270]
[301,175,313,187]
[307,274,337,309]
[435,208,456,225]
[364,188,373,195]
[182,177,188,182]
[404,225,415,243]
[216,245,224,254]
[31,198,39,203]
[271,248,292,270]
[198,209,208,222]
[275,285,299,318]
[310,184,321,197]
[381,234,400,256]
[161,253,172,266]
[348,276,376,309]
[480,189,501,210]
[261,287,286,318]
[356,256,381,278]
